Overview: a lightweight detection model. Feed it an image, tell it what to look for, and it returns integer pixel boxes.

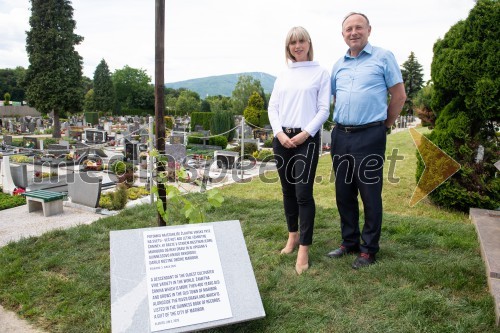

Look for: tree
[3,92,11,106]
[175,90,200,116]
[112,65,154,112]
[93,59,115,113]
[200,99,211,112]
[416,0,500,211]
[231,75,266,114]
[25,0,84,138]
[243,92,265,127]
[206,95,232,113]
[401,51,424,115]
[0,67,26,103]
[413,83,436,127]
[83,89,96,112]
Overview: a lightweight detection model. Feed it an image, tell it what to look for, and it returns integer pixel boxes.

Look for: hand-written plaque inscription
[143,225,232,331]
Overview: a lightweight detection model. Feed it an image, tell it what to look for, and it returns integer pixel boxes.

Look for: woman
[268,26,331,274]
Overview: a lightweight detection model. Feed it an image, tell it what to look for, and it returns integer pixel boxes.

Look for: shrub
[263,138,273,148]
[112,184,129,209]
[418,0,500,212]
[229,143,258,156]
[190,112,213,131]
[187,133,204,145]
[0,192,26,211]
[255,149,274,161]
[127,186,149,200]
[209,135,228,149]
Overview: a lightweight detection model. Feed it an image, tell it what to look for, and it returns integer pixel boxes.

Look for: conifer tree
[416,0,500,211]
[93,59,115,114]
[401,51,424,115]
[25,0,83,138]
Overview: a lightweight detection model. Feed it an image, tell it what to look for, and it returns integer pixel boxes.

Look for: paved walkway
[470,208,500,326]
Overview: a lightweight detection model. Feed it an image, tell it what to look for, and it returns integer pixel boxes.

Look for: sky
[0,0,476,84]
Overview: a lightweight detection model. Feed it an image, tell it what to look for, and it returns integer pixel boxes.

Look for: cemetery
[0,112,289,214]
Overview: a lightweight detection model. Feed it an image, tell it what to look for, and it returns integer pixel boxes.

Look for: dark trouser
[273,132,320,246]
[331,123,386,254]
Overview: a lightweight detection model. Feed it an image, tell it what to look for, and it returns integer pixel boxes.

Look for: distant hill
[165,72,276,98]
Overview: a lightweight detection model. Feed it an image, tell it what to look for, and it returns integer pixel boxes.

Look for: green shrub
[229,143,258,156]
[98,195,113,210]
[263,138,273,148]
[85,112,99,125]
[112,184,129,209]
[255,149,274,161]
[209,135,228,149]
[127,187,149,200]
[420,0,500,212]
[187,133,204,145]
[190,112,213,131]
[0,192,26,211]
[10,155,32,163]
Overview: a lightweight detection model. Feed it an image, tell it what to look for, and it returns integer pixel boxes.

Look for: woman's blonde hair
[285,26,313,62]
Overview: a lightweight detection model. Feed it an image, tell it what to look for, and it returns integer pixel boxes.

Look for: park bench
[22,189,65,217]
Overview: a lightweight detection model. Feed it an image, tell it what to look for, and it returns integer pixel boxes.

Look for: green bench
[22,190,65,217]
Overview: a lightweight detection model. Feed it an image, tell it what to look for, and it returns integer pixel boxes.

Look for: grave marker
[110,220,265,333]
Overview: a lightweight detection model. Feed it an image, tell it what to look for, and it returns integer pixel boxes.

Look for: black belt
[336,121,384,133]
[282,127,302,134]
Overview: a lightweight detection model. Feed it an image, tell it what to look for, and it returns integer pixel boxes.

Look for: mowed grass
[0,127,498,333]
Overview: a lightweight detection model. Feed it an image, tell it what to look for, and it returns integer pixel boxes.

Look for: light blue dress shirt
[331,43,403,126]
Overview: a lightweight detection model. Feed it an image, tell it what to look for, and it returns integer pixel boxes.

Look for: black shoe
[352,253,376,269]
[326,245,359,258]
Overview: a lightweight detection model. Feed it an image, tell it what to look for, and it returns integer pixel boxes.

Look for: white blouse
[268,61,331,137]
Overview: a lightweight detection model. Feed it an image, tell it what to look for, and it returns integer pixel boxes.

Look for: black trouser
[273,131,320,246]
[331,122,386,254]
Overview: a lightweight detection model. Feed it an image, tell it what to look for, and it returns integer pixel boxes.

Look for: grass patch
[0,128,497,332]
[0,191,26,211]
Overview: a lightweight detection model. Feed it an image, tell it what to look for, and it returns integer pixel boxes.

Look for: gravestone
[214,151,239,169]
[3,135,12,146]
[23,137,38,149]
[169,134,185,145]
[164,144,186,164]
[48,144,70,156]
[10,163,28,189]
[110,220,265,333]
[85,129,107,144]
[67,173,102,208]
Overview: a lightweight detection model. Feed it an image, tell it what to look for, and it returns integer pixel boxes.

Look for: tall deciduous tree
[93,59,115,114]
[25,0,83,138]
[231,75,266,114]
[416,0,500,211]
[401,51,424,115]
[112,65,154,112]
[0,67,26,102]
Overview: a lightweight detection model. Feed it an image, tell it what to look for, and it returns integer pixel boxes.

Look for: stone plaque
[110,220,265,333]
[143,225,231,331]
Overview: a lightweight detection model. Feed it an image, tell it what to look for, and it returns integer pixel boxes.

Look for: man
[327,12,406,269]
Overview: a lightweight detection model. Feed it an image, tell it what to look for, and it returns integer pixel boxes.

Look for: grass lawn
[0,128,498,333]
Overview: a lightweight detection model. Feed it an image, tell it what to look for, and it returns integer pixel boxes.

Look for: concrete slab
[490,278,500,326]
[470,208,500,326]
[470,208,500,278]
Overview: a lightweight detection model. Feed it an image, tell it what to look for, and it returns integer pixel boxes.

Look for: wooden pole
[155,0,166,226]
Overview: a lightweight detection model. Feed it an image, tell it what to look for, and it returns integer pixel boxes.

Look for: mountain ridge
[165,72,276,98]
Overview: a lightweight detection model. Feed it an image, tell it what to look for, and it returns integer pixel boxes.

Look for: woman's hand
[277,132,297,148]
[290,131,310,146]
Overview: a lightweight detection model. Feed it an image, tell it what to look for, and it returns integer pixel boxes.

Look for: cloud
[0,0,476,83]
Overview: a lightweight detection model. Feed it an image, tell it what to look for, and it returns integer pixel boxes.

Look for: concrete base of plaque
[110,220,265,333]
